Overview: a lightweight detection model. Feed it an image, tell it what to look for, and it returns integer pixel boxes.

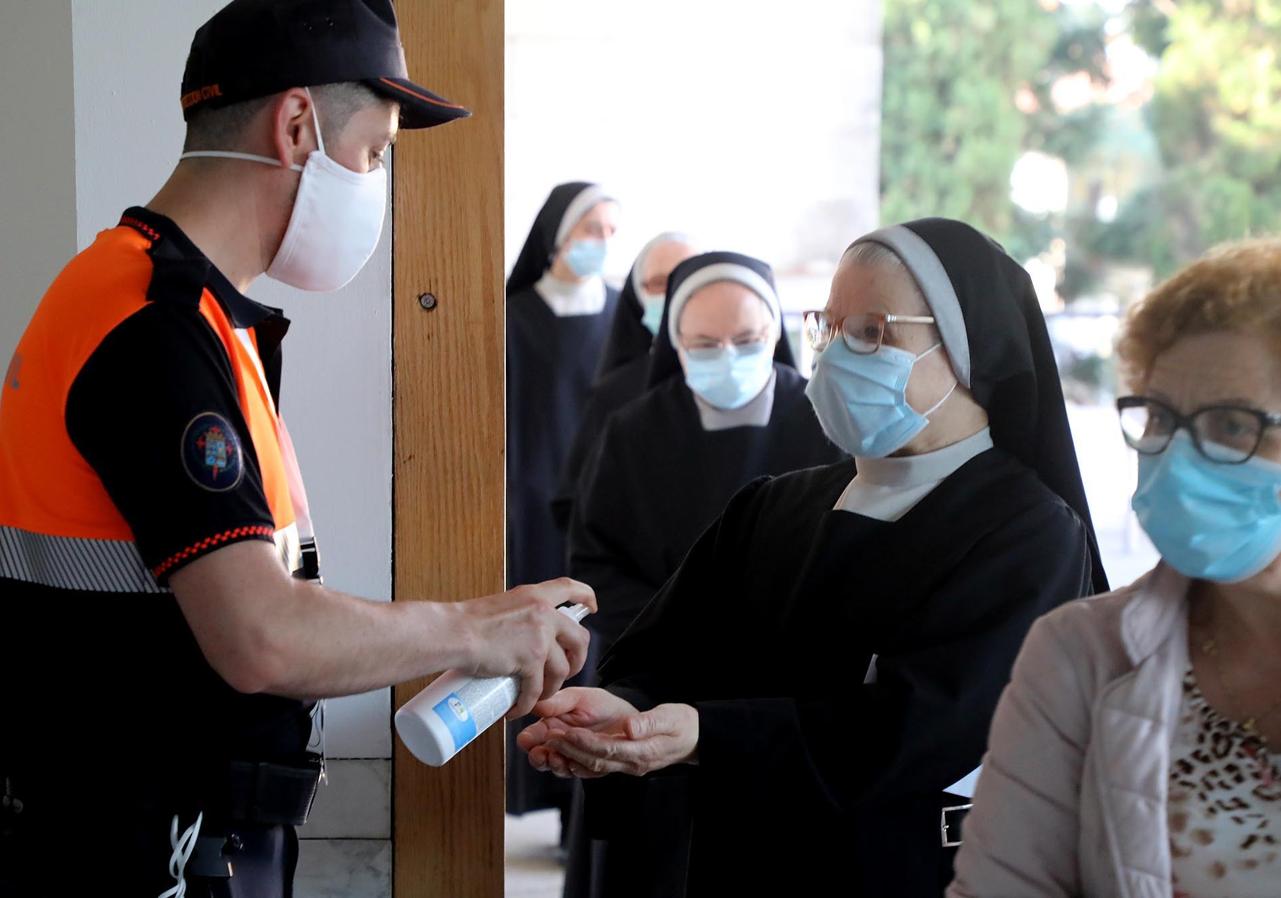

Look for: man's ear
[269,88,316,168]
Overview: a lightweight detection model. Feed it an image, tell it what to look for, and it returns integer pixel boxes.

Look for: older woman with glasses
[949,239,1281,898]
[519,220,1107,897]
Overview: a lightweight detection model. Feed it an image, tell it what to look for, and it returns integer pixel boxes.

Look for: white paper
[945,765,981,799]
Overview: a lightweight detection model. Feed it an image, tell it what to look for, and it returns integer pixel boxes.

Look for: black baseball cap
[181,0,470,130]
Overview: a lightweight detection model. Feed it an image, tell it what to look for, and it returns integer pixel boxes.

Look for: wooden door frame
[391,2,505,895]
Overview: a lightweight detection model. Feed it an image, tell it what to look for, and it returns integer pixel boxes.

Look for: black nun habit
[551,232,695,531]
[506,182,619,819]
[559,252,843,898]
[576,220,1109,897]
[506,181,620,589]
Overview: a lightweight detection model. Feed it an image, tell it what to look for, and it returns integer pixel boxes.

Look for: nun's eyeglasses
[803,310,936,355]
[680,330,773,360]
[1116,395,1281,464]
[641,275,670,295]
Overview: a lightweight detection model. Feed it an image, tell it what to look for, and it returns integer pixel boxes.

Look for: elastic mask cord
[157,811,203,898]
[178,149,304,172]
[910,341,956,418]
[915,341,943,362]
[306,87,326,158]
[178,89,323,172]
[923,379,958,418]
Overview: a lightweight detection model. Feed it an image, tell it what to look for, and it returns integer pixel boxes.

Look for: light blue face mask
[1132,431,1281,582]
[683,341,774,410]
[805,338,956,458]
[564,239,607,278]
[640,292,665,336]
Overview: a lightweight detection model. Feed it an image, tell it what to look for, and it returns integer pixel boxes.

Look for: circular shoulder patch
[181,412,245,492]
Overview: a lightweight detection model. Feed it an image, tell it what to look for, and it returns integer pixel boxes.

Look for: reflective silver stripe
[0,525,167,593]
[274,522,302,575]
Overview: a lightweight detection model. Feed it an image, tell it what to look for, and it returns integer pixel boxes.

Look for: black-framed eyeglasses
[1116,395,1281,464]
[803,310,936,354]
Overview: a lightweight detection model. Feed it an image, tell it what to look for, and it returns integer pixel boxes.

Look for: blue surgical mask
[683,341,774,410]
[640,291,665,336]
[564,239,607,277]
[1132,431,1281,582]
[805,338,955,458]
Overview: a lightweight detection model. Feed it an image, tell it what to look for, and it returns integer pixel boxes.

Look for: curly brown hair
[1116,239,1281,389]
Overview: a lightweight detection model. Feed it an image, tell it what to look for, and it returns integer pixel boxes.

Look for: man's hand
[453,578,597,718]
[517,687,699,778]
[171,542,595,704]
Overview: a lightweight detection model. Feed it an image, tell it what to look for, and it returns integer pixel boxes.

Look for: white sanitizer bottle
[395,603,591,766]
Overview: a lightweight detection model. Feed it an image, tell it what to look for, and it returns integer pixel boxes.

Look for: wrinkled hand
[518,687,699,779]
[517,687,637,768]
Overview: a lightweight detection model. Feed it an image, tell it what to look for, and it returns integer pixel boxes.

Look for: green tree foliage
[880,0,1111,263]
[1105,0,1281,274]
[883,0,1280,287]
[879,0,1058,242]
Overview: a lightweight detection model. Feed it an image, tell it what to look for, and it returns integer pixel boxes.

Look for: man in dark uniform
[0,2,594,895]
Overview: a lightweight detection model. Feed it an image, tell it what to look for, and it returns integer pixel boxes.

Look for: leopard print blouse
[1168,669,1281,898]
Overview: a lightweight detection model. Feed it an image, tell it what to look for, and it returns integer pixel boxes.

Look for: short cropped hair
[182,81,384,152]
[1117,239,1281,387]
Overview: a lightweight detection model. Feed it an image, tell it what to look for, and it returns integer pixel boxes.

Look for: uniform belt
[224,753,322,826]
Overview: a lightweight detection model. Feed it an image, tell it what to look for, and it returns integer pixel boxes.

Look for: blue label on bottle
[432,692,479,752]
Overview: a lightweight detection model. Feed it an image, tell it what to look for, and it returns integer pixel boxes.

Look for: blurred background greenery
[880,0,1280,399]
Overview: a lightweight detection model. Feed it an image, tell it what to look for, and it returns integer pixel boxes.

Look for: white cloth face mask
[179,87,388,292]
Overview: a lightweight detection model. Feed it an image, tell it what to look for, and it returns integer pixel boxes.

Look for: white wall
[2,3,394,894]
[0,0,77,367]
[505,0,884,313]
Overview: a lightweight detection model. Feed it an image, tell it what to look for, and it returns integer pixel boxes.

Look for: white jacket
[948,564,1190,898]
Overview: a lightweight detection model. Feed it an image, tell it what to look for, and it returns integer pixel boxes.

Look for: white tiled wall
[296,758,393,898]
[302,759,392,840]
[318,690,394,760]
[295,840,393,898]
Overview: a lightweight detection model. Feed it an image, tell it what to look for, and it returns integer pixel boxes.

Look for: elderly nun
[520,219,1108,897]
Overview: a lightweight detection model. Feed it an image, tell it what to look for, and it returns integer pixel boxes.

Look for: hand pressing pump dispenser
[395,603,591,766]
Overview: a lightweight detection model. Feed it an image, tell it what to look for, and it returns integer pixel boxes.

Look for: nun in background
[595,231,698,378]
[570,250,844,654]
[506,181,620,590]
[551,232,699,530]
[520,219,1110,897]
[558,251,843,898]
[506,181,619,828]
